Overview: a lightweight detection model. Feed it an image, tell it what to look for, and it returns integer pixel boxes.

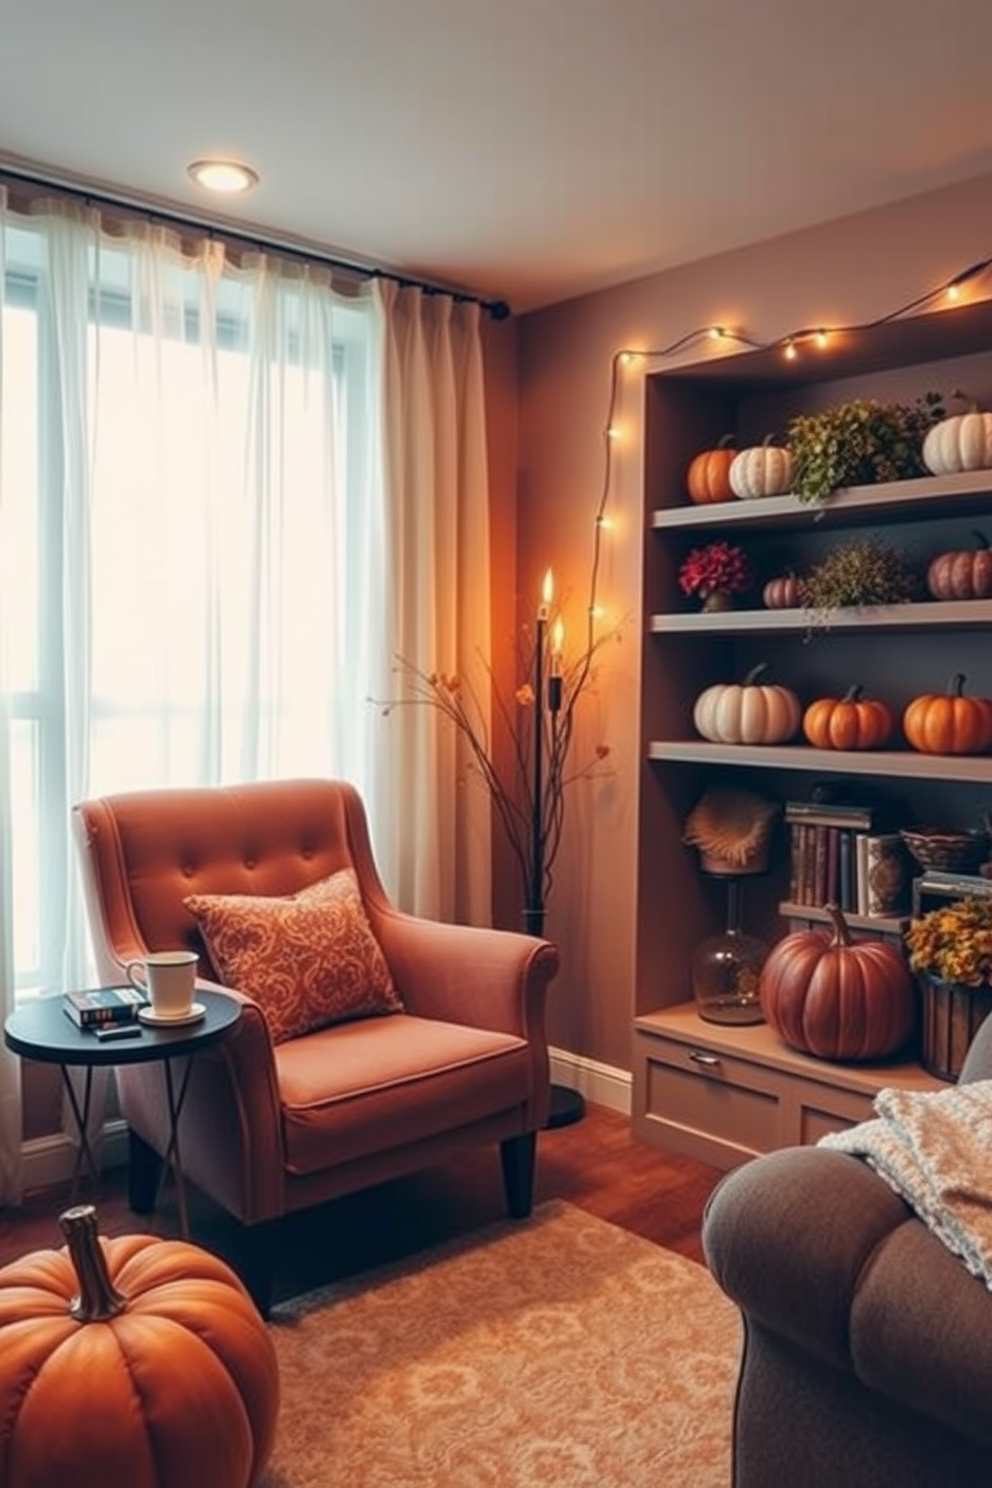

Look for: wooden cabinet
[632,300,992,1168]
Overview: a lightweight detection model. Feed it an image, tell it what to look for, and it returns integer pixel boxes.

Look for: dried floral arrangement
[904,896,992,987]
[799,536,919,618]
[787,393,945,505]
[678,541,754,599]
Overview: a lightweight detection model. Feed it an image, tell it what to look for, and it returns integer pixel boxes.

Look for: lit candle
[551,618,564,678]
[538,568,553,622]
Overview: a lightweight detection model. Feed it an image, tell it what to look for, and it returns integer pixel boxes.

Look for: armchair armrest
[370,907,560,1036]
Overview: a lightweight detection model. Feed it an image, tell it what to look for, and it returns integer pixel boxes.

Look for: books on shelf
[785,800,911,918]
[63,985,149,1028]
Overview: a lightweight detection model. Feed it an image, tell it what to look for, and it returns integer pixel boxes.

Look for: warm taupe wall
[517,170,992,1073]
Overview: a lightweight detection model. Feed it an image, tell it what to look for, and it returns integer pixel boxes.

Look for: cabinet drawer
[634,1025,877,1169]
[639,1033,782,1167]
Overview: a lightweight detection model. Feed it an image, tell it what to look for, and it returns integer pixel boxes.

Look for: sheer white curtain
[0,196,386,1195]
[370,282,492,925]
[0,187,23,1202]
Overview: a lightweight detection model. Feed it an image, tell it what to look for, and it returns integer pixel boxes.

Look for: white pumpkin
[922,401,992,475]
[693,664,802,745]
[729,436,794,499]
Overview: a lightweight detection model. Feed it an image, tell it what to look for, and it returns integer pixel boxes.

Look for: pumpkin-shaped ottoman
[0,1204,279,1488]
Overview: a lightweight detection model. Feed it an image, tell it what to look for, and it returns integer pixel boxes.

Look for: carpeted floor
[260,1199,741,1488]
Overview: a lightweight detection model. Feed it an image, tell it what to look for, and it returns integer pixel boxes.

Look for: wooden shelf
[634,1001,938,1096]
[650,469,992,532]
[649,599,992,635]
[777,901,908,934]
[645,741,992,783]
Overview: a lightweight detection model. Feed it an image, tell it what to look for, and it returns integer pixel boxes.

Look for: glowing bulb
[783,340,798,361]
[816,329,829,349]
[187,159,259,194]
[947,283,961,302]
[709,326,725,340]
[606,425,620,440]
[619,351,636,365]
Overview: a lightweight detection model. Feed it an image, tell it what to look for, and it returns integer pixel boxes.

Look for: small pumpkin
[762,572,801,610]
[693,662,802,745]
[802,684,894,750]
[759,902,916,1061]
[686,434,736,505]
[903,672,992,756]
[922,394,992,475]
[926,530,992,601]
[729,434,794,500]
[0,1204,279,1488]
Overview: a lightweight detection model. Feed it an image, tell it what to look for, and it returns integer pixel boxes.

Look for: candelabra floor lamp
[529,583,586,1131]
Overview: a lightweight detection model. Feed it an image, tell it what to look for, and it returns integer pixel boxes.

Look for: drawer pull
[689,1049,721,1067]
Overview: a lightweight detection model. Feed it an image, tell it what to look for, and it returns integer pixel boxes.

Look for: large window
[0,210,381,999]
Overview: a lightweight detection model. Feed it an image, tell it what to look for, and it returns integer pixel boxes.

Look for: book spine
[855,832,869,917]
[825,826,840,907]
[813,824,829,907]
[838,829,855,913]
[62,1000,139,1027]
[784,803,874,831]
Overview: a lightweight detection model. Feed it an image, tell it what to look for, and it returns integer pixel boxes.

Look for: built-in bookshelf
[632,299,992,1169]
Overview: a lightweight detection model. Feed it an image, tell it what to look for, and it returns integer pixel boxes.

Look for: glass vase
[691,878,768,1025]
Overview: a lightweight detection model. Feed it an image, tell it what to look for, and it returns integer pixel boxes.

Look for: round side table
[4,988,241,1236]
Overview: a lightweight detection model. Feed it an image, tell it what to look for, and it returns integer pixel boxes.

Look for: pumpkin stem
[59,1205,127,1323]
[717,432,736,449]
[743,662,771,686]
[842,683,864,703]
[824,902,852,947]
[947,672,966,698]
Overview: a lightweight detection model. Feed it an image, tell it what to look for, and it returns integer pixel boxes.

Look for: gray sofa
[702,1014,992,1488]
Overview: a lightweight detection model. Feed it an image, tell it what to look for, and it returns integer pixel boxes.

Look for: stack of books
[785,800,911,918]
[63,985,149,1028]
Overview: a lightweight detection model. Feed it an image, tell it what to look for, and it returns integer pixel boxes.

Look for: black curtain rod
[0,162,513,321]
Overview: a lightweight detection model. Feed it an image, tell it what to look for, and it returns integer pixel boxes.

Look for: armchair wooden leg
[500,1132,538,1219]
[127,1129,163,1215]
[236,1220,280,1320]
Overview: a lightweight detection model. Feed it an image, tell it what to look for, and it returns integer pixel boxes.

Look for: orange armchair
[72,778,558,1312]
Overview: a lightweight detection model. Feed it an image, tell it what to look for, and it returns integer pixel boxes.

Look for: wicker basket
[920,975,992,1081]
[900,827,990,875]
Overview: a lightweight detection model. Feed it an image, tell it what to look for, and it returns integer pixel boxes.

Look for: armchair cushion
[184,868,403,1043]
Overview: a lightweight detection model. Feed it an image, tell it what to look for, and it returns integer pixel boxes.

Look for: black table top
[4,987,241,1067]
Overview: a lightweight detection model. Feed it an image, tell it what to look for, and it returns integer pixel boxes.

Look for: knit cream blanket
[820,1080,992,1290]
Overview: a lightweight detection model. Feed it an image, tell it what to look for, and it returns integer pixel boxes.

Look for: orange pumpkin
[760,903,916,1061]
[802,684,894,750]
[0,1204,279,1488]
[686,435,736,504]
[902,672,992,755]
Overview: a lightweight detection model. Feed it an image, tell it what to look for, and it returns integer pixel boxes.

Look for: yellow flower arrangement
[904,897,992,988]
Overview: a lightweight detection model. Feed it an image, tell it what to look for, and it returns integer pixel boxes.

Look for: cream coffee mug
[125,950,198,1019]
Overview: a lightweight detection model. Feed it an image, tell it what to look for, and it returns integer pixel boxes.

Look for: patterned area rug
[260,1199,741,1488]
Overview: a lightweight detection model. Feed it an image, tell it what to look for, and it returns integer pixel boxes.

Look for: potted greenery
[787,393,944,505]
[799,536,919,630]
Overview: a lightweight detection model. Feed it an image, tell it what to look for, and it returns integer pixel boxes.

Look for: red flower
[678,542,753,597]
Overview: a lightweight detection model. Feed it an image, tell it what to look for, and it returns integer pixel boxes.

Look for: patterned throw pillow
[183,869,403,1043]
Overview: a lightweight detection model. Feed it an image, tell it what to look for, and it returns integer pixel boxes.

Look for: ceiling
[3,0,992,315]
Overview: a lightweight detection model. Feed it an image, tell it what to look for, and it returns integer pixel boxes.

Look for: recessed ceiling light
[187,159,260,194]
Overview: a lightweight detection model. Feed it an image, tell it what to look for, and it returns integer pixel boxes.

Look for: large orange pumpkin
[802,684,894,750]
[759,903,916,1061]
[0,1205,279,1488]
[686,434,736,504]
[902,672,992,755]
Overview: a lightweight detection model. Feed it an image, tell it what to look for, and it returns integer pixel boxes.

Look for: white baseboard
[549,1046,631,1116]
[21,1118,129,1197]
